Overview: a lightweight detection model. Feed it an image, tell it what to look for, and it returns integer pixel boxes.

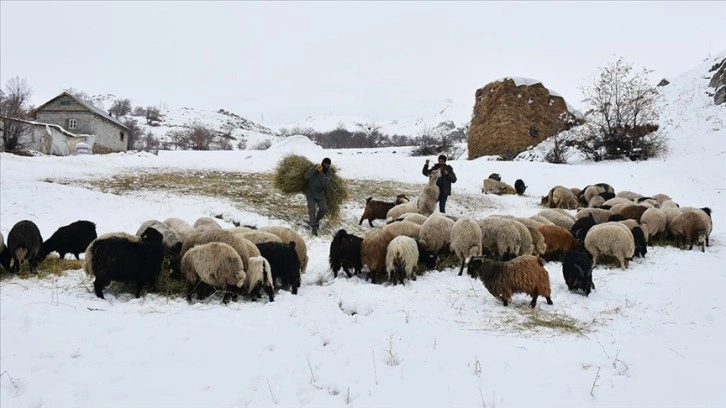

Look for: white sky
[2,1,725,125]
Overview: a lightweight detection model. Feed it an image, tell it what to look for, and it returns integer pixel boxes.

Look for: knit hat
[322,157,331,164]
[438,154,447,161]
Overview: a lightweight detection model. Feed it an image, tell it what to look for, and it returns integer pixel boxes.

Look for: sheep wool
[670,211,709,252]
[482,178,516,195]
[640,207,667,241]
[537,209,576,231]
[386,203,420,224]
[182,242,246,303]
[466,255,553,308]
[419,213,456,254]
[385,235,419,285]
[417,168,441,216]
[450,217,483,276]
[164,217,196,242]
[260,226,309,273]
[193,217,222,231]
[245,256,275,301]
[584,222,635,269]
[361,228,397,283]
[383,220,422,240]
[136,220,182,253]
[477,217,521,261]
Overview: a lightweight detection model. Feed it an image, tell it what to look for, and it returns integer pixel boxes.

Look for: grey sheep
[670,211,709,252]
[537,209,576,231]
[466,255,553,308]
[164,217,196,242]
[584,222,635,269]
[450,217,483,276]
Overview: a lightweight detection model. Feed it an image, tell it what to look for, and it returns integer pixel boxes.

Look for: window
[60,100,71,106]
[68,118,78,129]
[120,132,125,142]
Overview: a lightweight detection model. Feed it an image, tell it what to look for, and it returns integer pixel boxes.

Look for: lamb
[450,217,483,276]
[385,235,419,285]
[576,208,614,224]
[537,224,580,259]
[482,178,516,195]
[85,227,165,299]
[514,179,527,195]
[361,228,397,283]
[477,217,521,261]
[3,220,43,273]
[329,229,363,278]
[417,168,441,216]
[562,250,594,296]
[256,241,301,294]
[164,217,196,242]
[244,256,275,301]
[359,194,410,227]
[136,220,182,253]
[537,209,576,231]
[260,226,309,273]
[193,217,222,231]
[640,207,668,242]
[386,203,420,223]
[466,255,553,308]
[419,213,456,254]
[182,242,246,303]
[670,212,709,252]
[583,222,635,269]
[38,220,97,260]
[383,220,422,240]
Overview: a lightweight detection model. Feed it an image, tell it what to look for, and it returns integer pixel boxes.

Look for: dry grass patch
[0,258,83,281]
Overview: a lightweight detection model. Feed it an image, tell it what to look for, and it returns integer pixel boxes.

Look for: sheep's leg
[501,297,509,307]
[29,257,38,274]
[457,260,465,276]
[94,280,106,299]
[545,295,553,305]
[343,266,353,278]
[701,242,705,253]
[530,291,539,308]
[265,286,275,302]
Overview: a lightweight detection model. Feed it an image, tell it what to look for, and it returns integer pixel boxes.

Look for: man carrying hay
[422,154,457,213]
[304,157,333,236]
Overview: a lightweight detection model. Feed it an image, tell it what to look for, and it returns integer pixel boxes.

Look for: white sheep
[584,222,635,269]
[588,195,606,208]
[182,241,246,303]
[180,229,253,272]
[482,178,516,195]
[399,213,429,225]
[240,231,283,244]
[513,218,547,256]
[419,213,455,254]
[528,215,555,226]
[385,235,419,285]
[583,185,606,204]
[386,203,420,223]
[537,209,576,231]
[244,256,275,301]
[450,217,483,276]
[193,217,222,232]
[417,168,441,216]
[383,220,422,240]
[640,207,667,242]
[651,193,672,205]
[659,200,679,210]
[679,207,713,247]
[616,190,643,201]
[164,217,196,242]
[550,187,579,209]
[603,197,634,207]
[478,217,521,261]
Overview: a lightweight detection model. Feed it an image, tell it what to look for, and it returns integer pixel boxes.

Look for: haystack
[273,154,349,220]
[467,78,579,160]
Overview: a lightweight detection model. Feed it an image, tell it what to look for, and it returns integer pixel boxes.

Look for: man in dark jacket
[304,157,333,236]
[422,154,457,213]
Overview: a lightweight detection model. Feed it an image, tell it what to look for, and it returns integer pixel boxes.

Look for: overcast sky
[2,1,725,126]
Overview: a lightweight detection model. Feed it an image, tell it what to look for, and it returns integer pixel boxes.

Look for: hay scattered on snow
[273,154,349,220]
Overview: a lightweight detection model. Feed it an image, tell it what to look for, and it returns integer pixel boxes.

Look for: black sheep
[607,214,627,222]
[87,227,165,299]
[571,215,597,244]
[256,241,301,294]
[514,179,527,195]
[562,250,594,296]
[0,232,9,271]
[598,192,616,201]
[487,173,501,182]
[3,220,43,273]
[417,243,437,270]
[39,220,97,260]
[632,226,648,258]
[329,229,363,278]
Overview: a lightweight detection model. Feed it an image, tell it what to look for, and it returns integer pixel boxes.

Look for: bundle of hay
[273,154,349,220]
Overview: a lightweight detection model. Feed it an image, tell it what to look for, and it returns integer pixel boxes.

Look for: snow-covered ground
[1,53,724,407]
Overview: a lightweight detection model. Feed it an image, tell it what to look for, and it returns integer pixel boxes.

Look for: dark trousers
[438,193,448,213]
[306,195,328,227]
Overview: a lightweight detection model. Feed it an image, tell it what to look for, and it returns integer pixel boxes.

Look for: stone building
[29,92,130,153]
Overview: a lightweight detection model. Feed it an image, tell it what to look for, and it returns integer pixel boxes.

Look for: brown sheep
[359,194,410,227]
[466,255,553,308]
[619,205,649,222]
[361,228,396,283]
[537,224,579,260]
[671,212,709,252]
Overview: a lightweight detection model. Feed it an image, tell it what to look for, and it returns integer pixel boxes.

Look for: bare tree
[132,106,146,117]
[0,76,32,151]
[139,131,160,152]
[109,99,132,118]
[145,106,162,126]
[122,118,145,150]
[574,57,666,161]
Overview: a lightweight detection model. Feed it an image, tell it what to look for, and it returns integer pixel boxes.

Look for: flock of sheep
[0,171,713,308]
[336,175,713,308]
